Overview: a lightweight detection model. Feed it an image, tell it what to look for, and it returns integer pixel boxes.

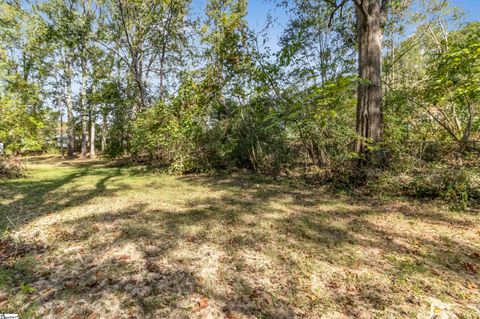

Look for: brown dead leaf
[65,281,76,289]
[193,297,209,312]
[430,268,441,276]
[327,281,339,289]
[225,309,241,319]
[54,306,64,314]
[198,297,209,309]
[467,282,477,290]
[463,262,478,273]
[118,254,130,261]
[307,293,317,301]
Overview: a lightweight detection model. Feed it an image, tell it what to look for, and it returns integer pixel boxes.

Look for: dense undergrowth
[0,156,26,179]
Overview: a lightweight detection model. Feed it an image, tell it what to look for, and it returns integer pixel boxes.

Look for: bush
[409,167,471,210]
[371,160,478,210]
[0,157,26,179]
[322,156,479,210]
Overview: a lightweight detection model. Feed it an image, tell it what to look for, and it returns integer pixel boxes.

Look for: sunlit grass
[0,157,479,318]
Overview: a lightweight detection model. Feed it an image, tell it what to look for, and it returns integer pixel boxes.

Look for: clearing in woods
[0,157,479,318]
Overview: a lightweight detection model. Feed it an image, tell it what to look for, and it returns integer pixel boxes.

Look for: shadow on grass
[0,165,127,231]
[0,163,479,318]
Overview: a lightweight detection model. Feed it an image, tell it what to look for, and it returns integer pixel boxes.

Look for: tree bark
[101,112,107,153]
[60,109,65,159]
[354,0,387,164]
[64,52,75,158]
[90,113,96,159]
[116,0,147,111]
[80,56,88,159]
[90,85,96,159]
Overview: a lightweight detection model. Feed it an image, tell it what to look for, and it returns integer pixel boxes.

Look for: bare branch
[326,0,348,28]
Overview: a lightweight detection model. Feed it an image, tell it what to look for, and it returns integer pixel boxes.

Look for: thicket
[0,1,478,208]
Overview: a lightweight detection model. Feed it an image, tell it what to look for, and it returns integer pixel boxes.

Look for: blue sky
[452,0,480,21]
[245,0,480,26]
[192,0,480,51]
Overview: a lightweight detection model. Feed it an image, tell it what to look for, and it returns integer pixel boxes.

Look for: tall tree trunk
[80,56,88,159]
[90,113,96,159]
[159,50,166,99]
[101,112,107,153]
[90,85,96,159]
[64,53,75,158]
[60,109,65,159]
[354,0,387,164]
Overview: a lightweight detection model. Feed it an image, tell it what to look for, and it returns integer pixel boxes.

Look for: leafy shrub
[131,102,174,163]
[408,167,471,209]
[131,78,213,174]
[323,158,367,190]
[372,161,478,210]
[323,156,478,210]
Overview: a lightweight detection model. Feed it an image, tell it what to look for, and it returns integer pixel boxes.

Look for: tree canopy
[0,0,478,181]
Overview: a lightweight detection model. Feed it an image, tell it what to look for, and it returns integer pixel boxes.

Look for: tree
[40,0,80,157]
[285,0,390,165]
[425,22,480,152]
[0,0,52,154]
[103,0,190,110]
[352,0,388,162]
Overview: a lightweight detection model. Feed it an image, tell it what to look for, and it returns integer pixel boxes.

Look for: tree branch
[352,0,368,18]
[325,0,348,28]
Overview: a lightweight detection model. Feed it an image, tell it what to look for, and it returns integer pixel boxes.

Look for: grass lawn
[0,156,479,318]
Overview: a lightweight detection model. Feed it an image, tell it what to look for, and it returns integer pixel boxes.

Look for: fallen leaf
[65,281,76,289]
[118,254,130,261]
[198,297,209,309]
[327,281,339,289]
[54,306,64,314]
[225,309,241,319]
[471,252,480,259]
[467,281,477,290]
[430,268,441,276]
[307,293,317,301]
[463,262,478,273]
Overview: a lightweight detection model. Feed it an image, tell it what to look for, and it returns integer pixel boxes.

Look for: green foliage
[131,103,174,162]
[366,159,478,210]
[0,255,35,290]
[227,96,291,175]
[131,77,210,173]
[0,0,478,209]
[424,22,480,149]
[0,2,53,154]
[0,96,47,153]
[281,76,357,167]
[20,282,35,294]
[414,166,475,210]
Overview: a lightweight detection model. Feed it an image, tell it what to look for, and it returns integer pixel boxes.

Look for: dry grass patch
[0,157,479,318]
